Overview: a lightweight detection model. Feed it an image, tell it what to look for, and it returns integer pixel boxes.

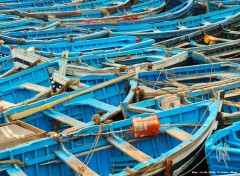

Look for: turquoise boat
[157,11,240,57]
[205,121,240,175]
[17,36,154,57]
[109,6,240,41]
[65,47,188,75]
[192,40,240,64]
[62,0,194,27]
[0,97,222,175]
[0,72,137,131]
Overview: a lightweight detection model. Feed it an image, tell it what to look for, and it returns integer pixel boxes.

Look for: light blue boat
[208,0,240,12]
[16,36,154,57]
[0,97,222,176]
[192,40,240,64]
[158,11,240,57]
[0,14,19,22]
[108,6,240,41]
[205,121,240,175]
[0,19,59,33]
[0,30,110,44]
[0,0,72,10]
[1,0,126,14]
[0,72,137,131]
[65,47,188,75]
[63,0,194,27]
[51,0,164,21]
[22,0,135,21]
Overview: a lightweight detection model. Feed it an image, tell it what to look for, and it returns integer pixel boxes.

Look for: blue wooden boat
[0,14,19,22]
[0,72,137,131]
[0,97,222,176]
[0,19,59,33]
[192,40,240,64]
[20,0,135,21]
[17,36,154,57]
[2,28,88,40]
[208,0,240,12]
[1,0,127,13]
[0,30,110,44]
[134,63,240,99]
[0,0,72,10]
[205,121,240,175]
[158,13,240,57]
[65,47,188,75]
[62,0,194,27]
[109,7,240,41]
[53,0,165,23]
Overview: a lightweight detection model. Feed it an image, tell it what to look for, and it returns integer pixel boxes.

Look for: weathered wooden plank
[165,127,191,141]
[43,109,85,128]
[55,145,99,176]
[0,100,16,109]
[21,83,49,93]
[106,135,152,163]
[6,167,27,176]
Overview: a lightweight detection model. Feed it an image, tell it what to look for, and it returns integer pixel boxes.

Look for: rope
[92,114,101,125]
[81,124,102,174]
[0,160,25,168]
[164,158,173,176]
[179,143,220,176]
[216,143,230,167]
[97,7,109,16]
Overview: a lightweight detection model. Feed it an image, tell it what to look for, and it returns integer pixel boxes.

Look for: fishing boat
[62,0,194,27]
[207,0,240,12]
[0,95,222,175]
[1,27,109,42]
[0,14,19,22]
[133,62,240,99]
[1,0,128,15]
[205,121,240,175]
[17,36,154,57]
[22,0,137,21]
[0,29,110,44]
[125,65,240,125]
[108,6,240,41]
[192,40,240,64]
[55,0,165,23]
[157,11,240,57]
[0,19,60,33]
[65,47,188,75]
[0,47,134,110]
[0,71,137,130]
[0,0,72,10]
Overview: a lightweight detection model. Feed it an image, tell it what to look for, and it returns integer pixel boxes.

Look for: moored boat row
[0,1,240,176]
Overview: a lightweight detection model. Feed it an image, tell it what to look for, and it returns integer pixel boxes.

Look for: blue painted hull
[0,73,137,131]
[205,121,240,175]
[63,0,194,28]
[159,12,240,57]
[0,99,221,176]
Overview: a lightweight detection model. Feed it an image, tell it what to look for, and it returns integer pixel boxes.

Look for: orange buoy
[132,115,160,138]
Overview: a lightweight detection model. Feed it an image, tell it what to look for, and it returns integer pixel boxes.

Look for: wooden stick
[9,72,136,120]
